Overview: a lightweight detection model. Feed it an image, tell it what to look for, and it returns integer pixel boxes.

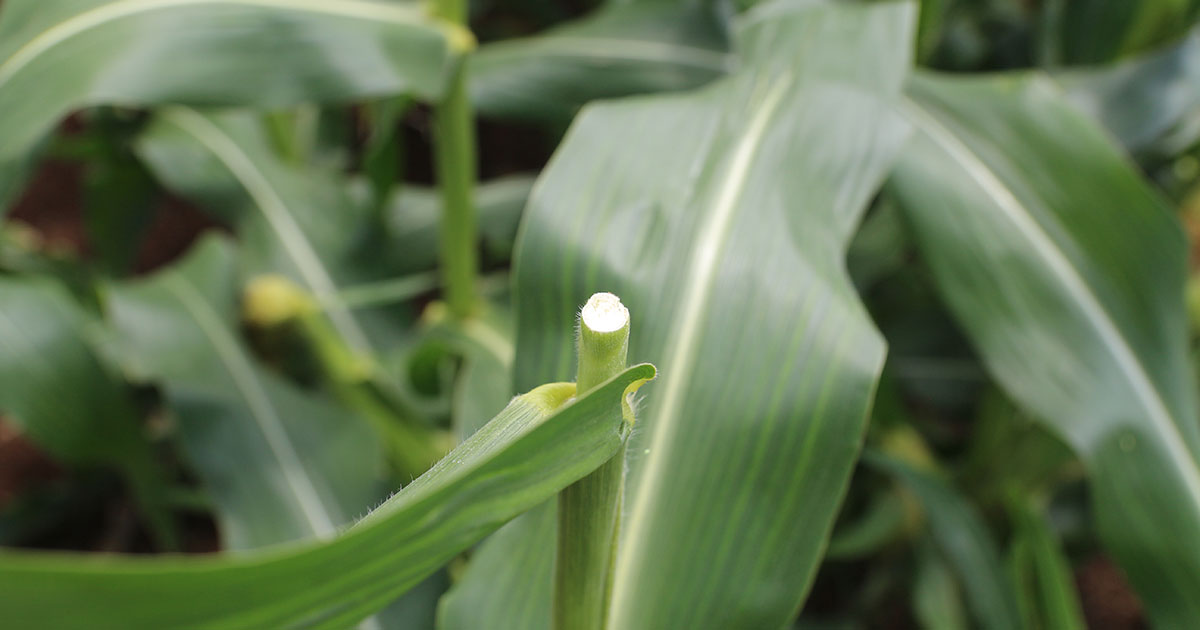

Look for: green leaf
[913,538,969,630]
[867,453,1021,630]
[136,108,377,355]
[825,490,907,561]
[0,363,656,629]
[104,235,384,549]
[469,2,729,120]
[1058,25,1200,155]
[1005,493,1086,630]
[438,502,556,630]
[0,277,136,464]
[443,309,515,440]
[0,275,175,546]
[0,0,465,174]
[890,71,1200,628]
[443,2,915,628]
[1056,0,1199,64]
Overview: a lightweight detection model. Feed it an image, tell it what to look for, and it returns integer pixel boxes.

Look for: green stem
[243,276,448,479]
[296,309,448,478]
[555,293,630,630]
[431,0,477,319]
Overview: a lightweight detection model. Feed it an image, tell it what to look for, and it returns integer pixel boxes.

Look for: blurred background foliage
[0,0,1197,628]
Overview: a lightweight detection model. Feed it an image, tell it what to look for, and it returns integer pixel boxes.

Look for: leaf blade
[890,71,1200,627]
[106,235,380,547]
[0,364,655,629]
[0,0,463,170]
[444,3,917,628]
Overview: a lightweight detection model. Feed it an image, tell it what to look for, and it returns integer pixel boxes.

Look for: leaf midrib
[902,95,1200,508]
[162,270,337,539]
[608,74,793,627]
[161,106,372,356]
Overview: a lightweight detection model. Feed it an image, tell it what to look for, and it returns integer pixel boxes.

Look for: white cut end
[581,292,629,333]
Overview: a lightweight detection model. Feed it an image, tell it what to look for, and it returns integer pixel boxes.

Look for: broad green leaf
[867,453,1021,630]
[443,2,915,628]
[469,2,729,120]
[0,362,654,629]
[0,0,465,174]
[890,72,1200,628]
[105,235,382,549]
[1059,25,1200,155]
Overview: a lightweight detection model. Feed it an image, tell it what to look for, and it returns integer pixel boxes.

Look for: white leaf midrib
[162,270,337,538]
[162,106,373,355]
[902,96,1200,508]
[0,0,435,91]
[607,76,793,628]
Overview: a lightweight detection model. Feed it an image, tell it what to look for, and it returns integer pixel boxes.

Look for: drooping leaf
[443,2,915,628]
[0,0,465,182]
[469,1,729,120]
[890,71,1200,628]
[0,363,655,629]
[105,235,382,549]
[135,107,379,355]
[1058,24,1200,155]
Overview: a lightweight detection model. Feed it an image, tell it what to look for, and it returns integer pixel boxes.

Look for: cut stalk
[555,292,631,630]
[431,0,478,319]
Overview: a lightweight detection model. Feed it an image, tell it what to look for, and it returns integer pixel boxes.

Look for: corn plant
[0,0,1198,628]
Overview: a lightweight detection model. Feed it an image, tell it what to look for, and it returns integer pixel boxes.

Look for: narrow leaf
[1006,493,1086,630]
[867,453,1021,630]
[0,363,655,629]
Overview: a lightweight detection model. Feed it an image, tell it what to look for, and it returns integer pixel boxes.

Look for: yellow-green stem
[555,293,630,630]
[297,310,447,478]
[243,274,448,479]
[431,0,477,318]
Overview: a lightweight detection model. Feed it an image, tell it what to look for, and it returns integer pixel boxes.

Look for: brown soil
[1076,555,1147,630]
[0,419,61,510]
